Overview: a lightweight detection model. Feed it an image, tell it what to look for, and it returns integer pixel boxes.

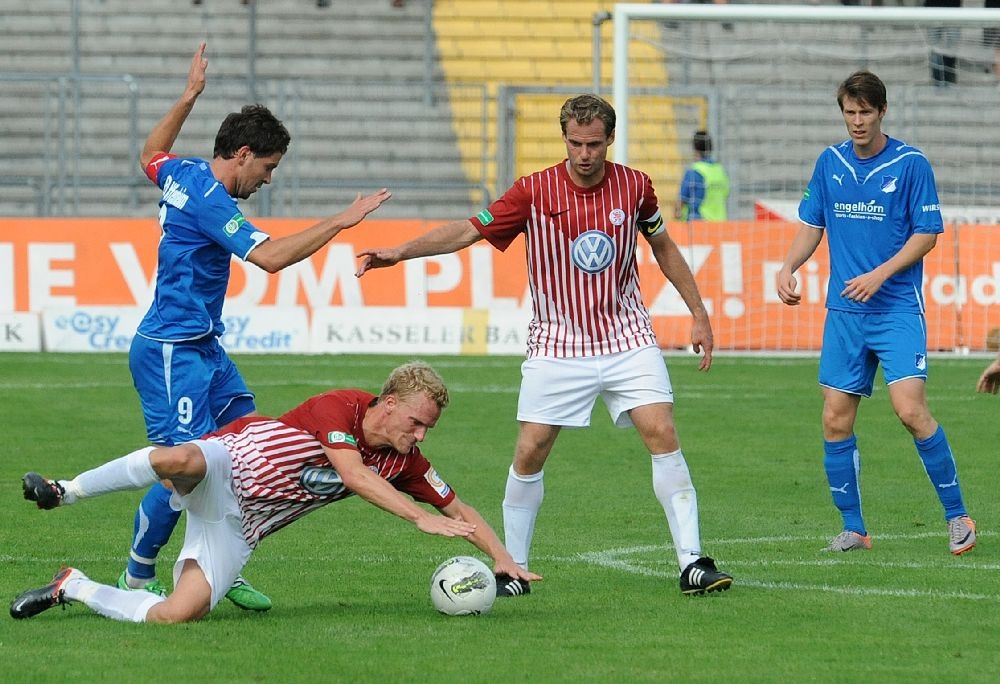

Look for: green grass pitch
[2,352,999,682]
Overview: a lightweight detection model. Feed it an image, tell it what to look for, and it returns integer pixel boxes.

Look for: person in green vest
[674,130,730,221]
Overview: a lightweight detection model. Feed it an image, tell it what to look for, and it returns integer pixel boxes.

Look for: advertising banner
[0,312,42,352]
[40,306,310,354]
[3,218,997,352]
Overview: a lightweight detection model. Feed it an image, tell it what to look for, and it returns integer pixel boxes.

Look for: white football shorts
[171,438,252,610]
[516,345,674,428]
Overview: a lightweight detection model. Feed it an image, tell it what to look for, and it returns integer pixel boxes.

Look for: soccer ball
[429,556,496,616]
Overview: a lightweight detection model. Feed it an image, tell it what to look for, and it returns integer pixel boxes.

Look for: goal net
[608,2,1000,353]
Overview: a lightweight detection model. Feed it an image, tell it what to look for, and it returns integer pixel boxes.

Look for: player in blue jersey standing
[122,42,391,609]
[775,70,976,556]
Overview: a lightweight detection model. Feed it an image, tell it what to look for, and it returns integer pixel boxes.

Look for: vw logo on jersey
[571,230,616,274]
[300,466,346,496]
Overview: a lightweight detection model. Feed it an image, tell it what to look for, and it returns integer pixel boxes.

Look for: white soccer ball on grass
[429,556,496,616]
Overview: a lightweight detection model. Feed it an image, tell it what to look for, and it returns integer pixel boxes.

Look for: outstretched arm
[355,219,483,276]
[325,446,476,538]
[440,496,542,583]
[247,189,392,273]
[140,43,208,169]
[648,230,714,371]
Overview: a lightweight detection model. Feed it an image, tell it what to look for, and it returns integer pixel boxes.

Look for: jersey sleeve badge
[424,467,452,498]
[327,431,358,447]
[223,213,247,237]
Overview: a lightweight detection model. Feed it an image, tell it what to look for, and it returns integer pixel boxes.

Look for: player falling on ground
[11,362,540,623]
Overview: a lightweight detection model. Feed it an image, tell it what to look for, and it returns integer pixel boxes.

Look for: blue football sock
[915,425,967,520]
[126,482,181,580]
[824,435,866,536]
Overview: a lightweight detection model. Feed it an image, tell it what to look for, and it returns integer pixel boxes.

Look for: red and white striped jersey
[210,391,456,547]
[470,160,663,358]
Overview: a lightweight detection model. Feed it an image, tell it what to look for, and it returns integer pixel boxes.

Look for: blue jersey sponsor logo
[833,199,885,221]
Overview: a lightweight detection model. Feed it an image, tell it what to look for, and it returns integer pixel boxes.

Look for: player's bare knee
[151,443,206,479]
[895,408,935,437]
[144,598,209,624]
[821,407,854,439]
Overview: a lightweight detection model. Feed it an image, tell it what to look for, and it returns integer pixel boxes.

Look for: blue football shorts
[819,309,929,397]
[129,335,256,445]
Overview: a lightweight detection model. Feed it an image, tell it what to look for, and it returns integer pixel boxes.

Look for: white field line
[547,531,999,602]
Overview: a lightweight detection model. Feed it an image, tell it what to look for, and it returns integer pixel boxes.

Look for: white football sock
[651,450,702,570]
[502,466,544,570]
[63,575,165,622]
[60,447,157,502]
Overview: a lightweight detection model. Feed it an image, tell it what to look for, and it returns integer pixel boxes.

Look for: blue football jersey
[138,155,270,341]
[798,136,943,313]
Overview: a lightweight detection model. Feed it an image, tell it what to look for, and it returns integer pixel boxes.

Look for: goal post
[611,3,1000,163]
[606,3,1000,354]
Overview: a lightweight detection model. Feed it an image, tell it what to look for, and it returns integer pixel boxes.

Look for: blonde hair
[380,361,449,409]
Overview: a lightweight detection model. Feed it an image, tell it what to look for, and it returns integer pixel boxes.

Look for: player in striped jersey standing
[356,95,733,597]
[13,362,539,622]
[776,70,976,555]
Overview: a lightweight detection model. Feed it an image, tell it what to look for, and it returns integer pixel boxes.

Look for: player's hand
[186,42,208,99]
[691,316,714,371]
[336,189,392,230]
[415,514,476,538]
[976,360,1000,394]
[355,247,403,276]
[492,561,542,584]
[841,269,886,303]
[776,269,801,306]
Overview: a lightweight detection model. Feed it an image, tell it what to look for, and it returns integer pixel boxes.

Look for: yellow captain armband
[637,212,665,238]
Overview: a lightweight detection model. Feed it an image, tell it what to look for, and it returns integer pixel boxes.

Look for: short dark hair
[837,70,887,112]
[559,94,616,137]
[693,130,712,154]
[213,104,291,159]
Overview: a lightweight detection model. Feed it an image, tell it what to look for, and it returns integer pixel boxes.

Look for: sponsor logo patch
[476,209,494,226]
[327,431,358,446]
[223,213,246,236]
[424,467,451,497]
[300,466,347,497]
[571,230,616,274]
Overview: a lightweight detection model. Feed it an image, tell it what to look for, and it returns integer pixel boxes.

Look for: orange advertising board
[2,217,997,351]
